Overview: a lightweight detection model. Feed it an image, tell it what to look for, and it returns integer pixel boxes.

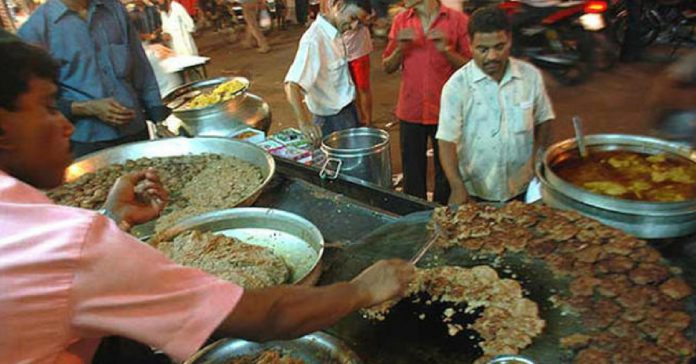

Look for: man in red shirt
[382,0,470,204]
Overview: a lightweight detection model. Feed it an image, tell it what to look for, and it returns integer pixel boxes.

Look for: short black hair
[334,0,371,13]
[468,5,511,38]
[0,41,59,111]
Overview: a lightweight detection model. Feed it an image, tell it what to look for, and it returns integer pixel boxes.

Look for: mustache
[483,61,501,67]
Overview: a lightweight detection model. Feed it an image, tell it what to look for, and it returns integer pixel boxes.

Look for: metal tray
[154,207,324,285]
[185,332,363,364]
[63,137,275,239]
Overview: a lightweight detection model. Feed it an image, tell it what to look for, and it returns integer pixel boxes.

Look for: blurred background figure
[343,0,373,126]
[240,0,271,53]
[648,50,696,146]
[160,0,199,55]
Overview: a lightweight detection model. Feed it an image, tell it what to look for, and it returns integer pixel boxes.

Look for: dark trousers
[295,0,308,24]
[399,121,449,204]
[314,102,359,137]
[71,129,150,159]
[621,0,644,61]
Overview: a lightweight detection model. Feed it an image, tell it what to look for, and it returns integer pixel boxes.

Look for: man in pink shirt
[0,40,415,364]
[382,0,470,204]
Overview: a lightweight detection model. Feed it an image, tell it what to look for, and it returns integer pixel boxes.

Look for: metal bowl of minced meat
[51,137,275,239]
[153,208,325,286]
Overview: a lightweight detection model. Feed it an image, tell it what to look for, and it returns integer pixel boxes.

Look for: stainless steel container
[320,127,392,188]
[185,332,363,364]
[163,77,272,136]
[64,137,276,239]
[537,133,696,239]
[486,355,536,364]
[155,208,324,285]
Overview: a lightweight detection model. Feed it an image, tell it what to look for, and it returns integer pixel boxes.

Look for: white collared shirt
[284,15,356,116]
[436,58,555,202]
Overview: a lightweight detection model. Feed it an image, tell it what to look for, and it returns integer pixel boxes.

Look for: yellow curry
[182,79,246,110]
[553,151,696,202]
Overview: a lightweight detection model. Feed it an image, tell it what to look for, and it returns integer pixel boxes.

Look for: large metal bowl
[185,332,362,364]
[154,207,324,285]
[64,137,276,238]
[163,76,272,135]
[537,134,696,238]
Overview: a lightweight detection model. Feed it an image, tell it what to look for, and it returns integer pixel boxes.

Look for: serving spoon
[572,115,589,158]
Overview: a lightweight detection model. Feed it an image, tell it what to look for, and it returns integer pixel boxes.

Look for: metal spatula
[410,223,444,265]
[572,115,589,158]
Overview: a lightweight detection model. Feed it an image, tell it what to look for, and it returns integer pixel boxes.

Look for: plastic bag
[259,9,272,29]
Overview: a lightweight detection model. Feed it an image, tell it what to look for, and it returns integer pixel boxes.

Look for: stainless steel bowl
[155,207,324,285]
[64,137,276,239]
[486,355,536,364]
[537,134,696,239]
[185,332,362,364]
[163,76,272,135]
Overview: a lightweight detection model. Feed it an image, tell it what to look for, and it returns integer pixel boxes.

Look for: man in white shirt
[436,6,555,204]
[160,0,198,56]
[284,0,368,144]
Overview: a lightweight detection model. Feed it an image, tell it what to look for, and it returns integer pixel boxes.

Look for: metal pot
[537,133,696,239]
[320,127,392,188]
[163,77,272,136]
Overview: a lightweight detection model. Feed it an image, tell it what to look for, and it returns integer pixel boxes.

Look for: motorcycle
[498,0,614,85]
[611,0,696,54]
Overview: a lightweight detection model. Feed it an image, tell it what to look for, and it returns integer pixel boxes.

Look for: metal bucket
[320,128,392,188]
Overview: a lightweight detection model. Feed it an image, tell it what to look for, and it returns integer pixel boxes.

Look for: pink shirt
[383,7,471,125]
[0,171,244,364]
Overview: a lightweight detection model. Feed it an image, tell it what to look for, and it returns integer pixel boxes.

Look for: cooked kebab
[154,230,290,289]
[48,154,263,232]
[363,265,545,363]
[428,202,694,364]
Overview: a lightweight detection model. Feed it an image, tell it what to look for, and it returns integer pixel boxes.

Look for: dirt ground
[194,24,687,195]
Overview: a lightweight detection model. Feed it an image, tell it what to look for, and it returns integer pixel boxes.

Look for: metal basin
[321,128,392,188]
[64,137,276,239]
[163,76,272,135]
[185,332,362,364]
[537,133,696,238]
[155,208,324,285]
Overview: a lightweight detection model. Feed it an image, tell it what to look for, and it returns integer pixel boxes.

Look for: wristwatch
[98,208,130,231]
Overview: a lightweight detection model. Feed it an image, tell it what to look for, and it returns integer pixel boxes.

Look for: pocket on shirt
[511,100,535,161]
[328,58,347,83]
[109,43,133,79]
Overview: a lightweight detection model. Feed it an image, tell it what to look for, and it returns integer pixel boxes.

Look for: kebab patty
[155,230,290,289]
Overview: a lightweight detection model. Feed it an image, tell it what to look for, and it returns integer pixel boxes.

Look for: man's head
[159,0,171,11]
[0,41,74,189]
[468,6,512,81]
[327,0,369,33]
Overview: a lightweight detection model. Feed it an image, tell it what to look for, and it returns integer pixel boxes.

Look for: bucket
[320,127,392,188]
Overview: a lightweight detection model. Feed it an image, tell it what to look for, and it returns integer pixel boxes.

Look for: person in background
[436,6,555,205]
[620,0,643,62]
[342,0,373,126]
[130,0,158,41]
[18,0,169,157]
[240,0,271,53]
[296,0,309,26]
[285,0,369,145]
[0,40,415,364]
[382,0,470,204]
[160,0,199,55]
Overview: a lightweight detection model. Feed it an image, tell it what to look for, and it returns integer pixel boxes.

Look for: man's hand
[80,98,136,126]
[102,168,168,231]
[351,259,415,308]
[427,28,449,53]
[448,182,470,205]
[396,28,416,51]
[299,122,323,147]
[162,32,173,42]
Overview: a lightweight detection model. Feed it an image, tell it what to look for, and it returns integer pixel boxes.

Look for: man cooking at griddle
[0,38,415,364]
